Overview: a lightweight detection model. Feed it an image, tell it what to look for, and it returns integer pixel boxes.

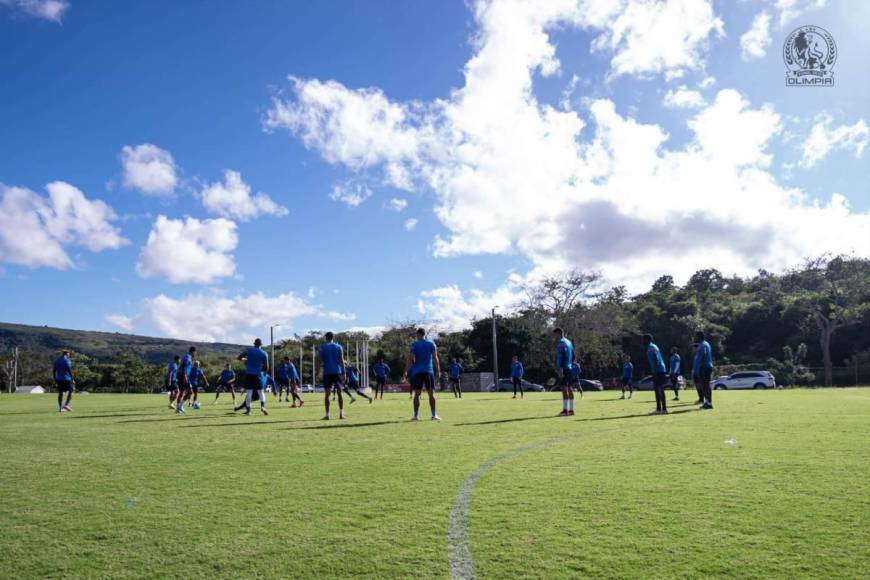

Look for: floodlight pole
[312,345,316,388]
[492,307,499,387]
[269,324,280,381]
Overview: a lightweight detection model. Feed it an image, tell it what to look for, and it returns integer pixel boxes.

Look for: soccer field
[1,389,868,579]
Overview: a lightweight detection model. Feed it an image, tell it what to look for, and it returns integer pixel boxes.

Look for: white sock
[258,390,266,406]
[562,399,568,411]
[569,399,574,412]
[245,389,253,408]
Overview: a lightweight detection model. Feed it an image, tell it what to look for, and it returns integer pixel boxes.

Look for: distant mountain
[0,322,245,364]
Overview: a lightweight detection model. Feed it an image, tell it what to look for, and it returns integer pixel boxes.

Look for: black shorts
[168,379,179,390]
[191,383,200,393]
[278,378,290,388]
[56,380,73,393]
[244,374,261,390]
[653,373,667,388]
[620,377,631,387]
[323,373,342,391]
[411,372,434,391]
[217,381,233,391]
[698,367,713,382]
[376,377,386,387]
[450,377,460,385]
[178,374,190,388]
[559,372,573,387]
[511,377,521,387]
[348,380,360,390]
[669,374,680,387]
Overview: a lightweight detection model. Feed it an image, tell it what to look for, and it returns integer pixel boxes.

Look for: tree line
[2,255,868,392]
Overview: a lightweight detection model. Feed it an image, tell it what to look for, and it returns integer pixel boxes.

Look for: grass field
[1,389,868,579]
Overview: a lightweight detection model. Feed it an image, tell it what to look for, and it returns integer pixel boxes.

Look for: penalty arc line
[446,423,648,580]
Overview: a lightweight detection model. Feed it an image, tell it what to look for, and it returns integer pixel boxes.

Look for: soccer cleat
[620,394,625,400]
[567,410,575,416]
[176,408,186,414]
[410,416,420,421]
[648,409,660,415]
[321,415,330,420]
[243,410,252,416]
[349,397,356,405]
[59,408,66,413]
[63,405,72,412]
[660,409,669,414]
[339,413,347,420]
[431,415,441,421]
[298,401,305,407]
[261,408,269,415]
[558,410,569,417]
[702,403,714,410]
[169,403,175,409]
[674,395,680,401]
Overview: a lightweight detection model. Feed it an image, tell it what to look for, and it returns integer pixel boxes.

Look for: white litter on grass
[724,438,738,446]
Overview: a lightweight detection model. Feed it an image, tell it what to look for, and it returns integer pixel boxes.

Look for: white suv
[711,371,776,390]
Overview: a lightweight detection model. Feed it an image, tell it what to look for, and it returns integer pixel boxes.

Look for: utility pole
[491,307,499,387]
[269,324,280,382]
[312,345,316,388]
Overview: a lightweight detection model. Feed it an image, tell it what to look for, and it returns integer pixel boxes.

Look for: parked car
[711,371,776,390]
[630,375,686,391]
[299,384,314,393]
[547,379,604,392]
[488,378,546,392]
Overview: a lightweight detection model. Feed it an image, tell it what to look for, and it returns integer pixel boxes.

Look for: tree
[786,255,870,386]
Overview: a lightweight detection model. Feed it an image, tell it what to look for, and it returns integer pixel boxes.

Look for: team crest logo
[783,25,836,86]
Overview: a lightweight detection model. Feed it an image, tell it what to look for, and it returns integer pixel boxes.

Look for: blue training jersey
[448,362,463,379]
[556,337,574,370]
[410,339,437,375]
[181,354,194,378]
[346,366,359,384]
[646,343,666,374]
[622,361,633,379]
[692,340,714,374]
[190,367,204,385]
[277,362,298,382]
[219,369,235,383]
[669,354,681,375]
[53,355,73,382]
[372,362,390,378]
[570,361,581,379]
[511,361,523,378]
[319,342,344,375]
[167,362,179,382]
[243,347,268,376]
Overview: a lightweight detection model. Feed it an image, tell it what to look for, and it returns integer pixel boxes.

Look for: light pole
[269,324,280,381]
[491,306,499,387]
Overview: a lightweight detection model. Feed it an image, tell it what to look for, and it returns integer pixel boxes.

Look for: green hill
[0,322,245,365]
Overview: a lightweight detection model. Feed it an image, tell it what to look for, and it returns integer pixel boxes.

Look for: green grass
[0,389,867,579]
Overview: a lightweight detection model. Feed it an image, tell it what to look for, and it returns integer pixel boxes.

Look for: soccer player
[643,334,668,415]
[694,331,715,410]
[510,356,524,399]
[402,327,441,421]
[554,327,575,416]
[620,354,633,399]
[571,359,584,400]
[213,363,236,405]
[278,356,304,407]
[166,355,181,408]
[345,364,373,404]
[320,332,347,420]
[53,350,75,413]
[189,360,208,409]
[175,346,197,414]
[669,347,682,401]
[447,358,463,399]
[234,339,269,416]
[370,358,390,399]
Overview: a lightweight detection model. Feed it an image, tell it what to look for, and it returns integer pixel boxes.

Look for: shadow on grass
[291,419,406,430]
[180,418,313,428]
[116,414,224,423]
[454,415,557,426]
[575,408,697,422]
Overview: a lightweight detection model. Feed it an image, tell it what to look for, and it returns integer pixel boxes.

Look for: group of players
[51,326,715,419]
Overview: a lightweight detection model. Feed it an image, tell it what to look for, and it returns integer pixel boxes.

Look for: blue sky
[1,0,868,342]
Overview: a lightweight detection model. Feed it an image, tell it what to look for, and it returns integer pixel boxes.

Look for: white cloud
[264,0,870,314]
[386,197,408,212]
[698,76,716,89]
[417,282,524,332]
[120,144,178,197]
[775,0,827,27]
[740,11,771,61]
[0,0,68,22]
[199,170,287,221]
[663,86,706,109]
[473,271,483,279]
[799,116,869,168]
[145,291,354,342]
[105,313,135,332]
[404,218,418,231]
[328,181,372,207]
[0,181,127,269]
[136,216,237,284]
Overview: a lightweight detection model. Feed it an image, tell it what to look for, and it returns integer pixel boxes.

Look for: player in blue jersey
[166,355,181,408]
[669,347,682,401]
[319,332,347,420]
[510,356,524,399]
[370,358,390,400]
[344,364,373,404]
[213,362,236,405]
[189,360,208,409]
[554,328,575,416]
[620,354,633,399]
[277,356,304,408]
[643,334,668,415]
[175,346,197,414]
[693,331,715,410]
[447,358,463,399]
[234,339,269,416]
[402,327,441,421]
[53,350,75,413]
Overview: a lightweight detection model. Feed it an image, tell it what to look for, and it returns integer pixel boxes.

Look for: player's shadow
[180,418,312,428]
[454,415,556,426]
[292,419,405,430]
[116,415,222,423]
[68,412,163,419]
[575,408,697,422]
